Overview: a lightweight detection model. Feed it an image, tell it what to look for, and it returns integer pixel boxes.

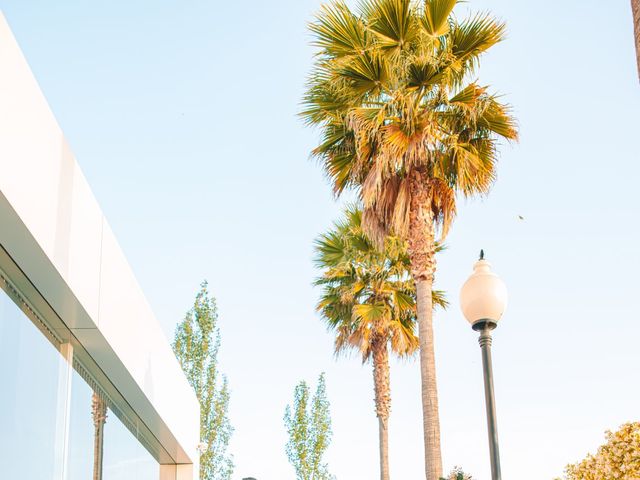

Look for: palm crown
[314,206,446,361]
[303,0,518,243]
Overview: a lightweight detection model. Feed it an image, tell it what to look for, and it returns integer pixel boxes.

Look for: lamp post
[459,250,508,480]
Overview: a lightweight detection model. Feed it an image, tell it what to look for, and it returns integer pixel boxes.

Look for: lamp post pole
[473,320,501,480]
[460,251,507,480]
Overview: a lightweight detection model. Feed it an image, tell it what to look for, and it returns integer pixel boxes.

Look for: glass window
[103,405,159,480]
[67,368,95,480]
[0,281,161,480]
[0,285,65,479]
[68,365,159,480]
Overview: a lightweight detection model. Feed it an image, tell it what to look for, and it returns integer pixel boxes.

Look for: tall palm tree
[303,1,518,478]
[314,206,446,480]
[633,0,640,79]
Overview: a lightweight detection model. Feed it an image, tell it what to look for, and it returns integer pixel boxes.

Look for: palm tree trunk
[632,0,640,80]
[378,416,390,480]
[91,392,107,480]
[372,336,391,480]
[414,277,442,480]
[408,173,443,480]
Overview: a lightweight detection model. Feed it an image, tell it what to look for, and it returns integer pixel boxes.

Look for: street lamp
[459,250,508,480]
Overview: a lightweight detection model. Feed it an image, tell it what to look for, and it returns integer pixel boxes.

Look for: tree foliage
[558,422,640,480]
[173,281,234,480]
[284,374,334,480]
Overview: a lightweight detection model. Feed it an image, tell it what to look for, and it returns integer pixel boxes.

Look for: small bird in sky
[518,215,525,221]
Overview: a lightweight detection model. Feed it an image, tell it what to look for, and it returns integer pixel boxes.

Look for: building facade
[0,12,200,480]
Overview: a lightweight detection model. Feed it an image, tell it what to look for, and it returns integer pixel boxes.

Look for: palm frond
[361,0,418,50]
[310,1,369,58]
[449,83,487,107]
[338,50,390,94]
[432,289,448,309]
[421,0,458,37]
[476,96,518,140]
[407,61,447,89]
[450,13,506,68]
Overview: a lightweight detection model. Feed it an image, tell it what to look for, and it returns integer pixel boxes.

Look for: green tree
[314,206,446,480]
[303,2,517,477]
[173,281,234,480]
[557,422,640,480]
[284,373,334,480]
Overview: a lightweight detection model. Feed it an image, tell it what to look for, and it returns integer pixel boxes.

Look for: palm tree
[314,206,446,480]
[303,1,518,478]
[633,0,640,79]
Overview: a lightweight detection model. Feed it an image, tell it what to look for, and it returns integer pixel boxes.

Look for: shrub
[441,467,473,480]
[559,422,640,480]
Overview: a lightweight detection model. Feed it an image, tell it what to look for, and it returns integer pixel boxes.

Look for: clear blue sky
[1,1,639,479]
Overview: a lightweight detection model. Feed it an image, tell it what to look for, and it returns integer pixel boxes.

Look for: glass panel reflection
[0,283,161,480]
[68,360,160,480]
[103,405,159,480]
[0,286,64,479]
[67,368,95,480]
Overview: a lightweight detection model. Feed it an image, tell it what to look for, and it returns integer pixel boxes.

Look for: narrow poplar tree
[284,374,334,480]
[173,281,234,480]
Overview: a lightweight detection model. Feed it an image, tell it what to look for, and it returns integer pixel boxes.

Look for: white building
[0,12,200,480]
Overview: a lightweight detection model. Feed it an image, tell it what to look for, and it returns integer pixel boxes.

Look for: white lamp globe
[460,253,508,328]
